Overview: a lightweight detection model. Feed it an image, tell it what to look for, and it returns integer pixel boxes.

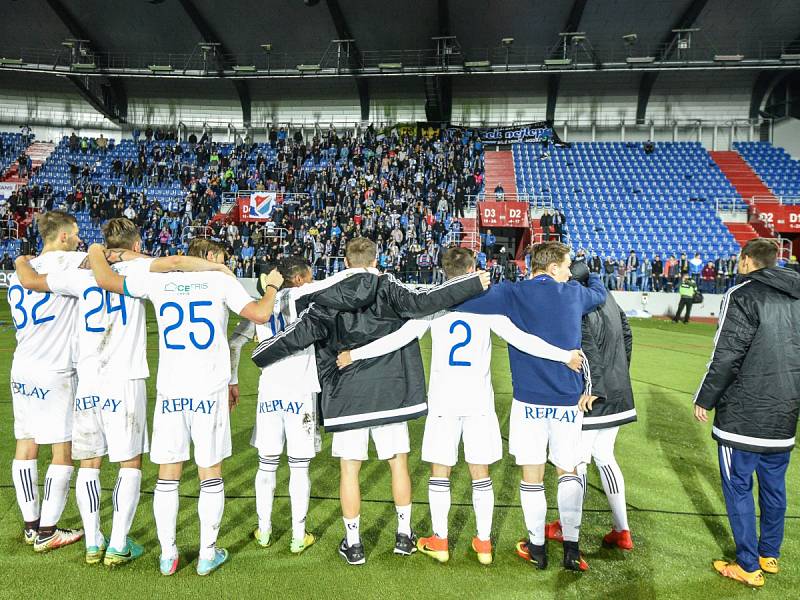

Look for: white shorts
[508,400,583,472]
[421,414,503,467]
[332,422,410,461]
[11,371,76,444]
[72,377,149,462]
[580,427,619,466]
[250,394,320,459]
[150,388,231,468]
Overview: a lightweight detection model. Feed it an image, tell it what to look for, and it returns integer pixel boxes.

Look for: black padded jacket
[581,293,636,430]
[694,267,800,453]
[251,269,485,432]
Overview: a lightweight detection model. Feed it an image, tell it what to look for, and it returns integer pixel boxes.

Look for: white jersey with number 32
[8,251,86,378]
[123,271,253,397]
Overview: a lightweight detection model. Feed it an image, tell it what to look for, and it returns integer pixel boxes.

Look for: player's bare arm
[149,255,235,276]
[14,255,49,292]
[87,243,126,295]
[238,269,284,325]
[78,248,140,269]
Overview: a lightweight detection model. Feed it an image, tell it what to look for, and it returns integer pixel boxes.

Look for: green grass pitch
[0,304,798,599]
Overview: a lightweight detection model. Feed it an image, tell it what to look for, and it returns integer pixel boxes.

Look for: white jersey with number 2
[350,312,572,417]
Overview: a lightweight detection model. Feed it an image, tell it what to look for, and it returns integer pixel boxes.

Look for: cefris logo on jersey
[163,282,209,295]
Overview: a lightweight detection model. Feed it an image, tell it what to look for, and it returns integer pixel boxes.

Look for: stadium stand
[513,141,742,262]
[5,130,797,287]
[12,128,485,282]
[733,142,800,203]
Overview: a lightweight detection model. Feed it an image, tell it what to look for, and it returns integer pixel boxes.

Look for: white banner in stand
[0,182,18,199]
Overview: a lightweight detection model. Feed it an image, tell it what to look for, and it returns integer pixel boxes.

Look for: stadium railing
[182,225,211,241]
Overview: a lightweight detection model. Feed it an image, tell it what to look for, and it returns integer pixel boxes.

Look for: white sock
[557,474,584,543]
[288,457,311,540]
[40,464,74,529]
[76,468,103,548]
[471,478,494,541]
[109,468,142,551]
[11,459,39,525]
[255,456,279,534]
[577,463,588,501]
[198,478,225,561]
[428,477,450,539]
[343,515,361,546]
[520,481,546,545]
[597,460,629,531]
[153,479,179,559]
[396,503,412,536]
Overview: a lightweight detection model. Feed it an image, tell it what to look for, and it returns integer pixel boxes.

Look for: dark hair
[530,241,570,273]
[345,237,377,268]
[442,247,475,278]
[277,256,311,287]
[741,238,778,269]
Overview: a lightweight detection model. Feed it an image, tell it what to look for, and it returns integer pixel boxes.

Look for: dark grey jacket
[251,270,484,432]
[694,267,800,453]
[581,293,636,430]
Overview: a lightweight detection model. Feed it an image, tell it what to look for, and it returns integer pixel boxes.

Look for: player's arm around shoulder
[149,254,234,276]
[251,302,333,368]
[487,313,583,371]
[453,277,508,316]
[339,317,432,368]
[14,255,49,293]
[237,269,283,325]
[578,273,608,314]
[87,243,126,296]
[384,270,490,318]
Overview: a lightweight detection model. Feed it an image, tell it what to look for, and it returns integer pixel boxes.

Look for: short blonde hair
[102,218,140,249]
[345,237,377,268]
[36,211,77,243]
[188,238,226,259]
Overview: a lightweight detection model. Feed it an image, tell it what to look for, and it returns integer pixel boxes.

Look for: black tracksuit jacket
[251,269,484,432]
[694,267,800,453]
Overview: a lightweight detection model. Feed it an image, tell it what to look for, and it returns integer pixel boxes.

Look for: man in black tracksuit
[251,238,489,565]
[694,238,800,588]
[546,261,637,550]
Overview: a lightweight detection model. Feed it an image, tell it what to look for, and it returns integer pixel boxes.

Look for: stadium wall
[773,117,800,159]
[611,291,724,319]
[238,278,726,321]
[0,71,758,148]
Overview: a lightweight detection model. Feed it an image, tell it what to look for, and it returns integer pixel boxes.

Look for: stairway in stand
[458,217,481,253]
[1,141,57,184]
[482,150,517,199]
[709,150,777,246]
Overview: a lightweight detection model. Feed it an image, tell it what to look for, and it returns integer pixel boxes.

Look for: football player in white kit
[337,247,584,565]
[9,211,85,552]
[14,218,233,566]
[88,238,283,576]
[228,257,320,555]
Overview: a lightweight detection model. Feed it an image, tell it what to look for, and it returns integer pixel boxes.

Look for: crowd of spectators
[578,249,742,293]
[5,125,796,290]
[6,125,487,282]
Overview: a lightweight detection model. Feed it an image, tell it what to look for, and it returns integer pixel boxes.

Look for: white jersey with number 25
[123,271,253,397]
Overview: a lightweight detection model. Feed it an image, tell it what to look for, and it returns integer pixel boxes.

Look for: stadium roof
[0,0,797,125]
